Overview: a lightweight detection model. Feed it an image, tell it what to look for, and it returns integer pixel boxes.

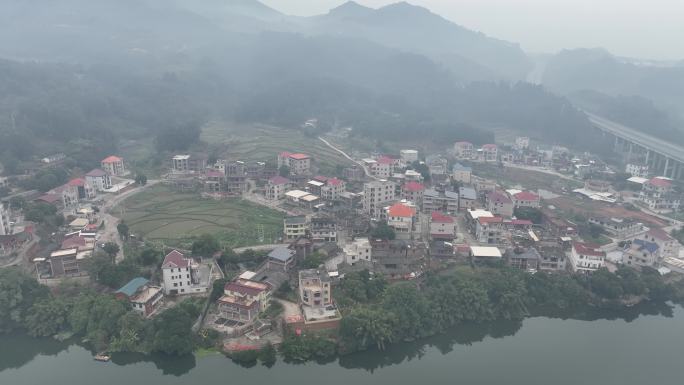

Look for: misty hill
[542,49,684,119]
[303,1,531,81]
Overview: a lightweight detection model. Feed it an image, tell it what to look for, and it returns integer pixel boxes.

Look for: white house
[161,250,209,295]
[85,169,112,191]
[569,242,606,272]
[343,238,372,265]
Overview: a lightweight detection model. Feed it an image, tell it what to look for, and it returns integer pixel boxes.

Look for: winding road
[318,136,377,180]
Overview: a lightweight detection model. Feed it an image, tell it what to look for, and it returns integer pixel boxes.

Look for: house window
[173,283,178,287]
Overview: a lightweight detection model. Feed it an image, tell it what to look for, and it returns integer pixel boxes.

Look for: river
[1,303,682,385]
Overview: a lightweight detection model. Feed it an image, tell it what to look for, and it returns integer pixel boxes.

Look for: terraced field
[201,121,355,174]
[116,185,285,249]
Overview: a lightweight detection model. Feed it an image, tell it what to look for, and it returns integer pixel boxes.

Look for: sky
[260,0,684,60]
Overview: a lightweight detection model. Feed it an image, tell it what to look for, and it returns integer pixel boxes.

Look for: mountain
[303,1,532,81]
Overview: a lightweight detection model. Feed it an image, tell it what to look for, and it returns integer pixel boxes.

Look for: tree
[411,161,431,182]
[139,247,161,266]
[340,307,395,351]
[117,222,130,241]
[25,297,72,337]
[514,207,543,224]
[371,222,396,240]
[590,268,624,299]
[135,174,148,186]
[258,342,277,367]
[103,242,120,262]
[302,252,323,269]
[0,269,50,333]
[152,306,196,355]
[191,234,220,258]
[278,165,290,177]
[382,282,431,340]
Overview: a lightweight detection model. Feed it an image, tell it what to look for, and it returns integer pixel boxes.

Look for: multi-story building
[423,189,459,214]
[512,191,541,209]
[514,137,530,150]
[454,141,474,160]
[343,238,372,265]
[486,191,514,218]
[284,216,309,240]
[430,212,456,241]
[204,170,225,193]
[402,182,425,206]
[480,144,498,162]
[371,239,427,280]
[569,242,606,272]
[171,154,206,173]
[475,216,506,245]
[504,247,540,270]
[115,277,163,317]
[161,250,209,295]
[426,155,448,176]
[639,177,681,212]
[623,239,660,268]
[85,169,112,191]
[49,178,96,207]
[226,161,248,194]
[626,163,650,178]
[386,202,419,240]
[320,178,345,201]
[218,278,272,323]
[371,157,394,178]
[343,165,364,181]
[101,155,125,176]
[311,217,337,243]
[400,149,419,164]
[0,203,9,236]
[537,243,567,271]
[452,163,472,184]
[266,176,290,200]
[363,180,396,219]
[588,217,643,239]
[458,186,478,211]
[278,152,311,175]
[640,228,679,260]
[299,269,332,307]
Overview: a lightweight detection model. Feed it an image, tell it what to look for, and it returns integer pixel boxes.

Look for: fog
[263,0,684,60]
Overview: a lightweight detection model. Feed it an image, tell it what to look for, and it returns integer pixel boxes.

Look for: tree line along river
[1,302,682,385]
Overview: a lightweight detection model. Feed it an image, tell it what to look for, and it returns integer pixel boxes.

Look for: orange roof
[514,191,539,201]
[431,212,454,223]
[289,153,310,160]
[478,216,503,225]
[648,177,672,188]
[388,203,415,217]
[403,181,425,192]
[68,178,86,186]
[101,155,122,163]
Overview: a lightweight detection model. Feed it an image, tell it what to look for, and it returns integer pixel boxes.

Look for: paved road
[318,136,377,180]
[232,244,289,254]
[0,234,40,268]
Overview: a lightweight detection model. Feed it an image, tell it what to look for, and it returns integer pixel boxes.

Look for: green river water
[1,303,682,385]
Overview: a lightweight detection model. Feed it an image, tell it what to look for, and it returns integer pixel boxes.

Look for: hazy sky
[261,0,684,60]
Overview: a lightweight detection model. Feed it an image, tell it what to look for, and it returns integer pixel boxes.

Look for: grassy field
[470,163,583,192]
[115,185,285,249]
[201,121,356,175]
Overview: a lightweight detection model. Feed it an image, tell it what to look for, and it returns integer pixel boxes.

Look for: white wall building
[400,150,419,164]
[343,238,372,265]
[569,242,606,272]
[363,180,396,219]
[161,250,209,295]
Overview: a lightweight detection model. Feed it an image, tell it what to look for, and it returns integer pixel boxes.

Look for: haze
[263,0,684,60]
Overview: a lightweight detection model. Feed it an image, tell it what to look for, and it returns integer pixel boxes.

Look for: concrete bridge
[586,112,684,180]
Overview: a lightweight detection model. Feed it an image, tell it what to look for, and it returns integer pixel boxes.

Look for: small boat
[94,354,111,362]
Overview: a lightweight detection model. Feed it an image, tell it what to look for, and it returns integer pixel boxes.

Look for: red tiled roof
[279,151,292,158]
[162,250,190,269]
[431,211,454,223]
[268,176,290,185]
[86,168,108,177]
[68,178,86,187]
[478,216,503,225]
[646,228,674,241]
[101,155,122,163]
[61,235,86,249]
[482,144,497,150]
[572,242,605,257]
[205,170,224,178]
[328,178,344,186]
[314,175,329,183]
[376,156,394,165]
[37,194,61,204]
[403,181,425,192]
[510,219,533,226]
[289,153,310,160]
[514,191,540,201]
[488,191,512,203]
[388,203,415,217]
[648,177,672,188]
[224,282,267,297]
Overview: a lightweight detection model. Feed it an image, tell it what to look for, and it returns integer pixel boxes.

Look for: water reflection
[110,352,197,376]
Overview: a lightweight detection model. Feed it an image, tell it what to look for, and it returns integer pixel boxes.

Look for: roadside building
[504,247,540,271]
[639,228,680,260]
[480,144,498,162]
[639,177,681,212]
[299,269,333,308]
[278,152,311,175]
[423,189,459,214]
[452,163,472,184]
[49,178,96,208]
[588,217,643,239]
[266,246,296,271]
[225,161,248,194]
[386,202,419,240]
[568,242,606,273]
[101,155,126,176]
[266,176,290,200]
[115,277,163,317]
[512,191,541,209]
[430,212,456,241]
[343,237,372,266]
[363,180,396,219]
[458,186,478,211]
[626,163,650,178]
[284,216,309,241]
[486,191,514,218]
[400,149,419,164]
[454,141,474,160]
[475,216,506,245]
[402,182,425,206]
[623,239,660,268]
[161,250,209,295]
[85,169,112,191]
[218,278,272,323]
[310,217,337,243]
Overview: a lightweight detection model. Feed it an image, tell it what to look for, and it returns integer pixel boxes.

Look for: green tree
[340,307,395,351]
[258,342,277,367]
[0,269,50,332]
[25,297,72,337]
[302,252,323,269]
[370,222,396,240]
[589,268,624,299]
[278,165,290,177]
[191,234,220,258]
[152,306,196,355]
[513,207,543,224]
[382,282,431,340]
[117,222,130,241]
[102,242,120,263]
[135,174,148,186]
[139,247,161,266]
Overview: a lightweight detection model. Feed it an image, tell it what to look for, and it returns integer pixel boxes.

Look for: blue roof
[115,277,149,297]
[459,187,477,200]
[453,163,472,172]
[268,246,295,262]
[634,239,659,254]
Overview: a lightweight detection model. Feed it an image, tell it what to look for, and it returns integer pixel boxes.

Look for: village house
[512,191,541,209]
[454,141,474,160]
[342,165,364,181]
[203,170,225,193]
[115,277,163,317]
[400,149,419,164]
[225,161,248,194]
[161,250,210,295]
[343,237,372,266]
[475,216,506,245]
[422,189,459,214]
[458,186,478,211]
[426,155,448,176]
[171,154,207,173]
[430,211,456,241]
[623,239,660,268]
[49,178,96,208]
[504,247,541,271]
[38,248,84,278]
[278,152,311,175]
[386,202,419,240]
[514,137,530,150]
[452,163,472,184]
[284,216,309,241]
[0,203,9,236]
[299,269,333,308]
[101,155,126,176]
[217,278,272,324]
[266,246,297,271]
[588,217,644,239]
[568,242,606,273]
[363,180,396,219]
[536,242,567,271]
[310,217,337,243]
[371,239,427,280]
[319,177,346,201]
[486,191,514,218]
[480,144,498,162]
[85,169,112,191]
[639,228,680,260]
[265,176,290,200]
[626,163,650,178]
[365,156,393,178]
[639,177,681,212]
[469,246,503,262]
[402,182,425,206]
